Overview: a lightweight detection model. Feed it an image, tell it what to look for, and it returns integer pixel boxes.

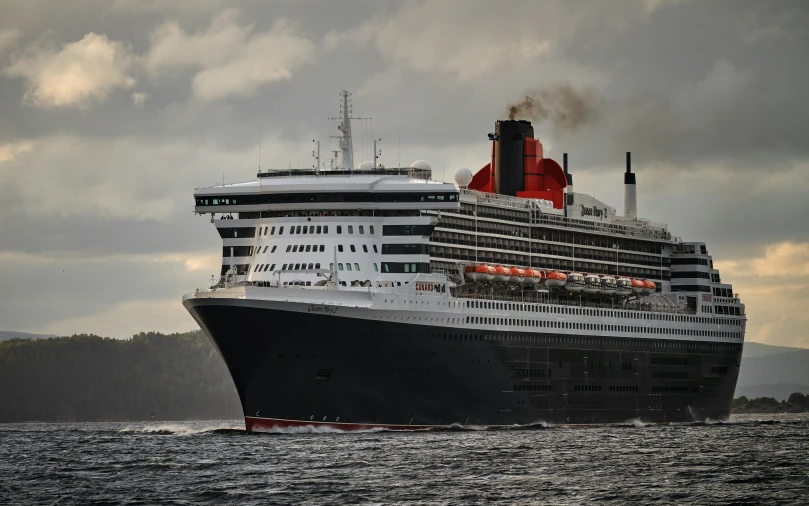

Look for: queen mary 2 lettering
[182,90,746,432]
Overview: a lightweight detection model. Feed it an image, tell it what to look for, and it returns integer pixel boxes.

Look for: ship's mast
[337,90,353,170]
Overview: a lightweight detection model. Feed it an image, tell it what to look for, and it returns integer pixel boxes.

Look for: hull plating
[185,298,741,431]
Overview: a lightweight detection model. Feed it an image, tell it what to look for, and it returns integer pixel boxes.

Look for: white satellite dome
[357,160,374,170]
[454,167,473,187]
[410,160,432,172]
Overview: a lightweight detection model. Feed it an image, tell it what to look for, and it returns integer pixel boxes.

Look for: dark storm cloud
[0,0,807,340]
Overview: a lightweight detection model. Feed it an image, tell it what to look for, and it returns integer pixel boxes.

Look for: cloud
[131,91,147,106]
[0,141,33,163]
[3,32,136,108]
[145,10,317,100]
[324,0,555,82]
[714,242,809,348]
[0,29,20,56]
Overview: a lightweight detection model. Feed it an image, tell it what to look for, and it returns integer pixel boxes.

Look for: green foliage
[0,330,242,422]
[731,392,809,413]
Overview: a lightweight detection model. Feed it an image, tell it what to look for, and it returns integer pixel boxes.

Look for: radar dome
[454,167,473,187]
[357,160,374,170]
[410,160,432,172]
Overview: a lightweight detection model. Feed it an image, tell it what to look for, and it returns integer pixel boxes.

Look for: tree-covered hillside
[0,331,242,423]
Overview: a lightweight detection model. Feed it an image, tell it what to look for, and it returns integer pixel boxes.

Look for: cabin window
[282,264,288,270]
[271,246,277,253]
[362,245,368,253]
[338,263,345,271]
[305,245,311,252]
[373,263,378,272]
[316,226,322,234]
[350,245,356,252]
[338,245,344,252]
[330,263,334,270]
[373,245,378,253]
[315,263,320,269]
[308,263,314,269]
[337,226,342,234]
[309,226,315,233]
[354,263,360,271]
[302,227,308,235]
[359,225,364,234]
[370,226,375,234]
[295,263,301,269]
[348,225,354,234]
[319,245,325,252]
[324,226,329,234]
[271,226,276,235]
[286,245,292,252]
[279,226,284,235]
[262,246,268,253]
[296,226,302,234]
[346,263,353,271]
[269,264,275,271]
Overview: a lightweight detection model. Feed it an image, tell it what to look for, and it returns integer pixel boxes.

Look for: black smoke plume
[506,84,601,136]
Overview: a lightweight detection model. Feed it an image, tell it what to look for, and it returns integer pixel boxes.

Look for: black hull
[185,299,742,429]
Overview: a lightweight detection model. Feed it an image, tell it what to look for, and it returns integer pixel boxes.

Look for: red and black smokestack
[494,119,534,196]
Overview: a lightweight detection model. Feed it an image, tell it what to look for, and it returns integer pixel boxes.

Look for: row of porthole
[358,329,741,353]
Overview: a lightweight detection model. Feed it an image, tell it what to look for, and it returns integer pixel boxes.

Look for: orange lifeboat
[465,263,495,282]
[523,268,542,286]
[509,267,526,284]
[494,265,511,283]
[630,278,645,294]
[642,279,656,295]
[545,270,567,288]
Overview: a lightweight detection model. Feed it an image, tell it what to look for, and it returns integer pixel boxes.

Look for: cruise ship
[183,91,746,431]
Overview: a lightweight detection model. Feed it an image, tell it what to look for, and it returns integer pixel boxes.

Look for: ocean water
[1,414,808,505]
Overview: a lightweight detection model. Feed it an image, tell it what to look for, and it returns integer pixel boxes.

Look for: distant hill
[736,342,809,401]
[0,330,56,342]
[742,341,807,359]
[0,330,242,423]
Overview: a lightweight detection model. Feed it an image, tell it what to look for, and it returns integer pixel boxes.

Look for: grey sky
[0,0,807,346]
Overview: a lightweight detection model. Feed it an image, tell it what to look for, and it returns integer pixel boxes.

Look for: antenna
[312,140,320,171]
[373,138,382,168]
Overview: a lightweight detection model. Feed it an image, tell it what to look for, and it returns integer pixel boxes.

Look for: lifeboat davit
[566,272,585,292]
[465,263,495,281]
[616,277,633,296]
[600,276,617,295]
[583,274,601,294]
[493,265,511,283]
[630,278,645,294]
[642,279,656,295]
[545,270,567,288]
[523,268,542,286]
[509,267,526,284]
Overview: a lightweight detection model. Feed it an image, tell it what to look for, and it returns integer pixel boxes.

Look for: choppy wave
[2,412,808,505]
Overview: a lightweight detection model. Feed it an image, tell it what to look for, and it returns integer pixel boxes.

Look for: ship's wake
[120,422,244,436]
